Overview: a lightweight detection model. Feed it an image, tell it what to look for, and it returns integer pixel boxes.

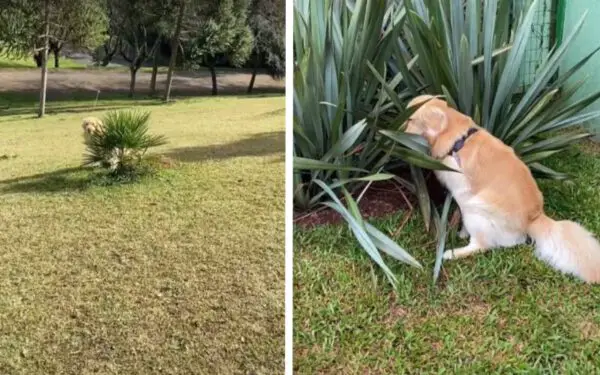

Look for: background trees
[247,0,285,93]
[45,0,108,68]
[0,0,285,114]
[185,0,254,95]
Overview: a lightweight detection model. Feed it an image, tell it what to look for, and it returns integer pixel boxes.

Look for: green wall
[560,0,600,135]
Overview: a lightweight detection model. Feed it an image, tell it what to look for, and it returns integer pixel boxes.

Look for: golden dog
[81,116,121,171]
[405,95,600,283]
[81,116,104,144]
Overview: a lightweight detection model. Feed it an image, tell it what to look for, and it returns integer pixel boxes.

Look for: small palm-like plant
[84,110,168,174]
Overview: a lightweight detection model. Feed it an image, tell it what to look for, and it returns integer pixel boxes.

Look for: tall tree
[0,0,104,117]
[38,0,49,117]
[107,0,168,97]
[0,1,39,56]
[46,0,107,67]
[247,0,285,93]
[186,0,254,95]
[96,2,121,66]
[163,0,187,102]
[148,8,177,96]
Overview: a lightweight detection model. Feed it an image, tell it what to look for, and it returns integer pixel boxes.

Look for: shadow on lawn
[164,131,285,162]
[0,131,284,194]
[0,166,99,194]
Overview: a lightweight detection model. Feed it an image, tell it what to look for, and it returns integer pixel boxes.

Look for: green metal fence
[519,0,561,88]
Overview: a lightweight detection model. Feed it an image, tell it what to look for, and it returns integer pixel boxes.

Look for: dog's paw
[442,250,456,260]
[458,227,469,239]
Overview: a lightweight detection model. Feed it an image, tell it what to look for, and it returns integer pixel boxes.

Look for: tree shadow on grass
[0,166,100,194]
[163,131,284,163]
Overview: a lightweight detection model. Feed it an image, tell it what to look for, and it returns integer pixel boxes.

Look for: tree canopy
[0,0,107,66]
[185,0,254,95]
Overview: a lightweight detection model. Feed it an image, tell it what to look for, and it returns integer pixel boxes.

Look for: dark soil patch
[294,180,413,228]
[294,171,448,229]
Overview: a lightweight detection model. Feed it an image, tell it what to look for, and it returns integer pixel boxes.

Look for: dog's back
[410,97,600,282]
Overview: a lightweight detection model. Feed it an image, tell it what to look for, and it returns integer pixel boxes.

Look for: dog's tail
[528,213,600,283]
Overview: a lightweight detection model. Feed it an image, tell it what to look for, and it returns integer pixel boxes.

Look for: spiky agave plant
[396,0,600,179]
[386,0,600,282]
[84,110,168,174]
[293,0,461,288]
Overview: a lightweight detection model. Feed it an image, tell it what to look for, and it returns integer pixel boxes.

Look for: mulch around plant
[294,180,414,228]
[294,172,449,229]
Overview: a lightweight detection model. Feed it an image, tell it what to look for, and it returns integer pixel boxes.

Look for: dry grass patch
[0,96,284,374]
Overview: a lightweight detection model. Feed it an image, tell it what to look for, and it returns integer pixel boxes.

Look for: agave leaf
[365,222,422,269]
[471,45,513,66]
[466,0,479,58]
[535,110,600,137]
[505,89,560,142]
[458,35,473,114]
[322,119,368,161]
[441,85,458,110]
[293,157,368,173]
[488,0,538,134]
[530,162,570,180]
[503,11,590,133]
[308,173,396,206]
[521,149,564,164]
[389,145,457,172]
[548,46,600,92]
[366,61,406,112]
[314,180,399,287]
[378,130,429,153]
[519,133,591,155]
[449,0,464,75]
[433,194,453,283]
[481,0,498,128]
[410,165,431,232]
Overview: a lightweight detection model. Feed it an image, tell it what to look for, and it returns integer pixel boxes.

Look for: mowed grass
[0,92,163,119]
[294,142,600,374]
[0,54,236,72]
[0,54,86,69]
[0,96,285,374]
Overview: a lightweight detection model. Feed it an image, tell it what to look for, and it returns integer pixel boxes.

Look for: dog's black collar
[448,127,479,156]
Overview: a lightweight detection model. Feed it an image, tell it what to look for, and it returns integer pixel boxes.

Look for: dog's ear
[410,107,447,139]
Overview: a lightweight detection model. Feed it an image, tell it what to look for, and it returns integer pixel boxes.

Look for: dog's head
[81,117,103,135]
[404,95,448,143]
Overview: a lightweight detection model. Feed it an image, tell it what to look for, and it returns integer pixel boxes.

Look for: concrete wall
[560,0,600,135]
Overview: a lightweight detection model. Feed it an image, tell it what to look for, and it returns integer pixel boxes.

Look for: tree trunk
[38,0,50,118]
[163,0,186,102]
[150,50,159,96]
[33,52,43,67]
[102,43,112,66]
[53,48,60,68]
[209,64,217,96]
[129,67,137,98]
[247,53,260,94]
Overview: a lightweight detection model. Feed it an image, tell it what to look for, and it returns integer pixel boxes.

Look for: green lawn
[0,92,164,119]
[0,54,237,73]
[0,54,86,69]
[294,142,600,374]
[0,96,285,374]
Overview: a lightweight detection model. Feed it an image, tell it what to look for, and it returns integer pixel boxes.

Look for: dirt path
[0,68,284,98]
